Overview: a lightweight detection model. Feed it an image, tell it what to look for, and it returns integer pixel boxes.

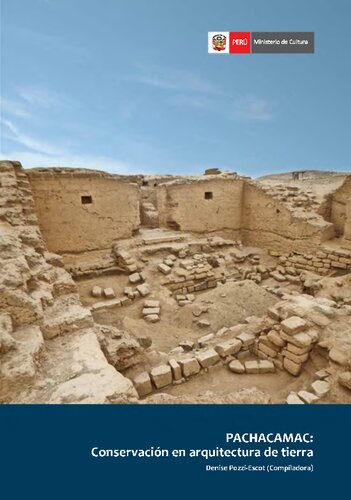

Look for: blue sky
[1,0,350,177]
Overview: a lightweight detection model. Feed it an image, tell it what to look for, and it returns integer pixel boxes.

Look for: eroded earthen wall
[157,177,244,235]
[28,170,140,253]
[330,176,351,236]
[343,199,351,247]
[241,182,335,253]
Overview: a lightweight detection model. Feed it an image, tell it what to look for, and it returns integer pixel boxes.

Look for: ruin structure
[1,160,351,404]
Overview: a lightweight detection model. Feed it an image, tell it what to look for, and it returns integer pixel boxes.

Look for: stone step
[142,234,185,245]
[141,242,187,256]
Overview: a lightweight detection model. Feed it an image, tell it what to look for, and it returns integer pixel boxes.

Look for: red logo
[229,32,251,53]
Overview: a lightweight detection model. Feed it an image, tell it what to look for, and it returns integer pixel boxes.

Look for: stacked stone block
[161,254,219,296]
[256,310,318,376]
[271,247,351,277]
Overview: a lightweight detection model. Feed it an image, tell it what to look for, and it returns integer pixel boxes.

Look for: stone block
[133,372,153,397]
[258,342,277,358]
[228,359,245,373]
[198,333,215,347]
[158,263,172,274]
[216,327,229,337]
[315,369,330,380]
[142,307,160,316]
[215,339,242,357]
[126,264,137,273]
[282,349,309,364]
[236,332,256,347]
[257,350,268,360]
[194,282,207,291]
[178,357,201,377]
[306,329,319,343]
[338,371,351,390]
[298,390,319,404]
[103,287,115,299]
[120,296,131,306]
[281,316,307,335]
[311,380,330,397]
[331,261,347,269]
[267,330,286,348]
[136,283,150,297]
[273,358,284,371]
[91,286,102,298]
[164,259,174,267]
[339,257,351,265]
[286,392,304,404]
[168,359,182,381]
[129,272,141,284]
[178,300,191,307]
[144,314,159,323]
[176,294,186,301]
[267,307,280,321]
[150,365,172,389]
[179,340,194,351]
[286,343,311,356]
[283,357,302,376]
[179,259,194,269]
[144,299,160,308]
[124,286,133,296]
[91,298,121,311]
[244,360,259,374]
[196,348,220,368]
[258,360,275,373]
[270,271,287,282]
[207,280,217,288]
[280,331,312,348]
[198,319,210,328]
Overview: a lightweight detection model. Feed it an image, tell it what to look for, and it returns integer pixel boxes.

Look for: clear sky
[1,0,350,177]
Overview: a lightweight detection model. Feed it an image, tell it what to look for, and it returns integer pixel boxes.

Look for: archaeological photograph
[1,1,351,405]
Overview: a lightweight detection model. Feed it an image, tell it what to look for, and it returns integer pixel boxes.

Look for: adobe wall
[28,169,140,254]
[343,199,351,248]
[241,182,335,253]
[330,176,351,236]
[157,176,244,235]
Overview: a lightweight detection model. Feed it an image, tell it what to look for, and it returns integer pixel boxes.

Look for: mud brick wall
[157,176,244,236]
[330,175,351,237]
[241,182,335,254]
[28,169,140,253]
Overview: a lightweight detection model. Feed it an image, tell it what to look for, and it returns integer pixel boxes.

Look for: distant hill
[256,169,350,199]
[257,169,349,182]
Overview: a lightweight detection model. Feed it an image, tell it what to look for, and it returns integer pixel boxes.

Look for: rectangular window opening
[204,191,213,200]
[81,195,93,204]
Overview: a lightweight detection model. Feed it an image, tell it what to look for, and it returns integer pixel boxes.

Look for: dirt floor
[78,278,278,353]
